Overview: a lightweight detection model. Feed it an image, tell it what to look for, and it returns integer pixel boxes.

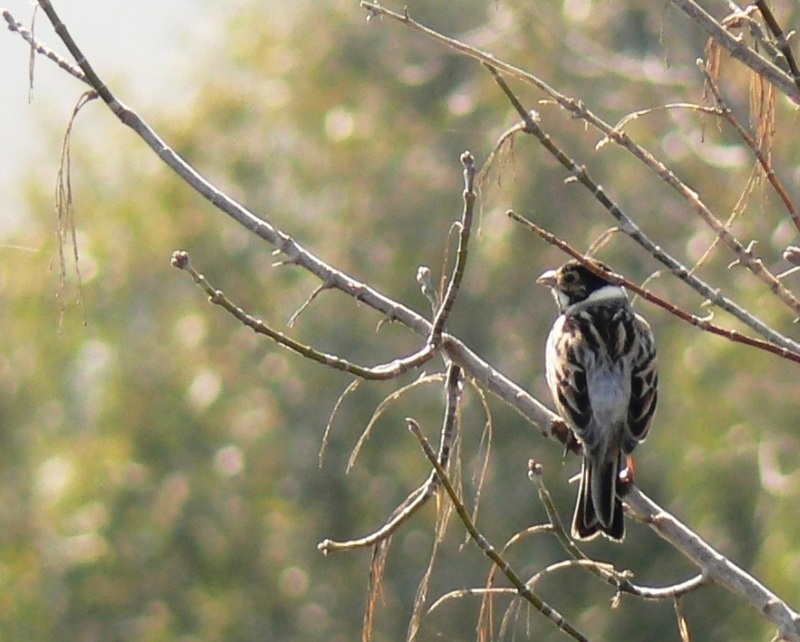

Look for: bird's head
[536,260,625,313]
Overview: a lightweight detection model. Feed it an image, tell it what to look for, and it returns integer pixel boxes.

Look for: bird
[537,260,658,541]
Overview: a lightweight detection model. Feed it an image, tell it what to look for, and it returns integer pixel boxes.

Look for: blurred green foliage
[2,0,800,640]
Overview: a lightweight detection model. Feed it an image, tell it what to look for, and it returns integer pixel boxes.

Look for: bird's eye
[562,271,578,285]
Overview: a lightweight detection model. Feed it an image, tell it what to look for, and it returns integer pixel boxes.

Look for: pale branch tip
[784,246,800,266]
[170,249,190,270]
[3,8,88,83]
[428,151,477,344]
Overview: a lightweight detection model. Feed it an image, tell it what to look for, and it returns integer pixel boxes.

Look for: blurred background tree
[2,0,800,640]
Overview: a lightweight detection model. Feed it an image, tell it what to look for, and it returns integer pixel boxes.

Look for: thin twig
[407,418,594,642]
[319,378,361,467]
[509,213,800,364]
[2,9,87,83]
[36,1,115,104]
[699,61,800,233]
[484,64,800,326]
[320,366,461,554]
[320,480,434,554]
[430,586,518,614]
[287,283,329,328]
[528,461,707,601]
[604,103,724,141]
[753,0,800,93]
[171,250,437,379]
[429,151,476,345]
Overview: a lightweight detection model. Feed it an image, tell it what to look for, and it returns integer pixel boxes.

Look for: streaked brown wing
[625,313,658,448]
[547,317,594,443]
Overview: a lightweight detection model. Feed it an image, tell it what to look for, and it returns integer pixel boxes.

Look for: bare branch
[0,0,634,455]
[429,151,476,346]
[665,0,800,102]
[484,65,800,339]
[319,366,461,555]
[407,417,594,642]
[430,586,518,614]
[699,60,800,233]
[319,479,435,554]
[171,250,437,379]
[508,212,800,364]
[753,0,800,92]
[626,487,800,640]
[2,9,87,83]
[287,283,329,328]
[356,7,800,340]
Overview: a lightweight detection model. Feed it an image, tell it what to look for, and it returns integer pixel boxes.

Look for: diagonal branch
[664,0,800,102]
[407,416,594,642]
[9,2,570,446]
[699,61,800,233]
[483,63,800,329]
[171,250,437,380]
[355,6,800,351]
[626,487,800,640]
[753,0,800,93]
[485,106,800,354]
[2,9,86,82]
[509,212,800,364]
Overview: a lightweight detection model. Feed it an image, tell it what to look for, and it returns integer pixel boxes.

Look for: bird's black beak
[536,269,558,288]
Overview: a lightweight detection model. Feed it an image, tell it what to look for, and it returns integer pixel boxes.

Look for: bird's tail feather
[571,454,624,541]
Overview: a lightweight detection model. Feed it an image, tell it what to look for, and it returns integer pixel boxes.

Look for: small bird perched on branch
[537,260,658,541]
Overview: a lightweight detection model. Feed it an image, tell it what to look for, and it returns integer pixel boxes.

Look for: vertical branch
[430,151,477,345]
[753,0,800,93]
[407,364,463,642]
[407,416,594,642]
